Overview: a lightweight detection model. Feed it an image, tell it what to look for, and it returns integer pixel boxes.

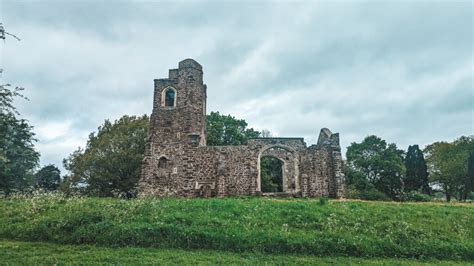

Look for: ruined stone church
[138,59,344,198]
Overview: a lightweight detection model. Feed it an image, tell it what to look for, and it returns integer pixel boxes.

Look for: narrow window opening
[165,89,175,107]
[158,157,168,168]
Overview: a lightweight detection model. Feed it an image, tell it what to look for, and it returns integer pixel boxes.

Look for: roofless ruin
[138,59,344,198]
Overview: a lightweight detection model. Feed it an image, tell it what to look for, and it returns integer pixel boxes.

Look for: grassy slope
[0,197,472,260]
[0,239,467,265]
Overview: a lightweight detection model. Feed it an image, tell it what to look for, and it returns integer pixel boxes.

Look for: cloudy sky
[0,0,472,172]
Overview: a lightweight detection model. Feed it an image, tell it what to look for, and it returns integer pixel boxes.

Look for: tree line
[345,135,474,201]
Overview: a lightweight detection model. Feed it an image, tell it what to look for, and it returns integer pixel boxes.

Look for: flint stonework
[138,59,344,198]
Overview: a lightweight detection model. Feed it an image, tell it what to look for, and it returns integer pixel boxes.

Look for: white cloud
[36,121,72,141]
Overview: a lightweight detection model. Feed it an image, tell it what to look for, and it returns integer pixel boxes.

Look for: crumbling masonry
[138,59,344,198]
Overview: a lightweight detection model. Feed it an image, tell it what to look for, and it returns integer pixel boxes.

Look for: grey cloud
[1,0,472,170]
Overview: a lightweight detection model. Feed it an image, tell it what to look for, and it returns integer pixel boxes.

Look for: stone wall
[138,59,344,198]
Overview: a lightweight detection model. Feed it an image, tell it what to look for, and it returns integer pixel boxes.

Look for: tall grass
[0,194,472,260]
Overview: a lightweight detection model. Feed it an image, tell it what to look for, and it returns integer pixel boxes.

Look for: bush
[345,184,390,201]
[403,191,432,202]
[344,168,391,201]
[358,189,390,201]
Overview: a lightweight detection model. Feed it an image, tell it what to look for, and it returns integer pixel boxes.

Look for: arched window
[158,157,168,168]
[163,88,176,107]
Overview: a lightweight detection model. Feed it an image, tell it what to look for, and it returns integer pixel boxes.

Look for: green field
[0,196,473,263]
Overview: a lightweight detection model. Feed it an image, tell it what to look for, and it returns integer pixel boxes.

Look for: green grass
[0,196,473,261]
[0,239,468,265]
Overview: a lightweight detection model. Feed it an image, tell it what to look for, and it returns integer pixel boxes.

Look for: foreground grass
[0,239,468,265]
[0,196,473,260]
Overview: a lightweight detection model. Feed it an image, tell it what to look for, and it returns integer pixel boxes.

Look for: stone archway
[257,144,299,194]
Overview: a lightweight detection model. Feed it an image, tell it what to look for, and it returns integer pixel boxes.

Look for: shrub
[345,184,390,201]
[357,189,390,201]
[403,191,432,202]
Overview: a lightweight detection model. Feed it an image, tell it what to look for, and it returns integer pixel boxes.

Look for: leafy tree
[206,111,260,146]
[344,165,390,201]
[346,135,405,200]
[0,113,39,193]
[344,164,366,187]
[63,115,149,198]
[260,156,282,192]
[404,145,430,194]
[0,84,39,194]
[424,136,474,201]
[34,164,61,191]
[468,151,474,199]
[0,25,39,193]
[424,142,457,201]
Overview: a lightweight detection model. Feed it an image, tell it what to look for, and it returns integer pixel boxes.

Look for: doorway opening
[260,156,283,193]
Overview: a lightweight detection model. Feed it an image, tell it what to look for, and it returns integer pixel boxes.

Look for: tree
[344,165,390,201]
[424,136,474,201]
[0,113,39,193]
[404,145,430,194]
[459,139,474,200]
[63,115,149,198]
[206,111,260,146]
[0,24,38,194]
[468,151,474,199]
[346,135,405,200]
[260,156,282,192]
[0,84,39,194]
[35,164,61,191]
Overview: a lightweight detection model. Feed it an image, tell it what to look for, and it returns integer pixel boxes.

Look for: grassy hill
[0,195,472,261]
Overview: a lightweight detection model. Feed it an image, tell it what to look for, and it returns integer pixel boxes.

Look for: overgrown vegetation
[0,196,472,260]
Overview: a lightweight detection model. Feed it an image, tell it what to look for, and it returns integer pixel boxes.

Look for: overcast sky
[1,0,472,172]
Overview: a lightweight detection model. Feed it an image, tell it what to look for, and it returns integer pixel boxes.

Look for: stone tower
[140,59,207,196]
[150,59,207,147]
